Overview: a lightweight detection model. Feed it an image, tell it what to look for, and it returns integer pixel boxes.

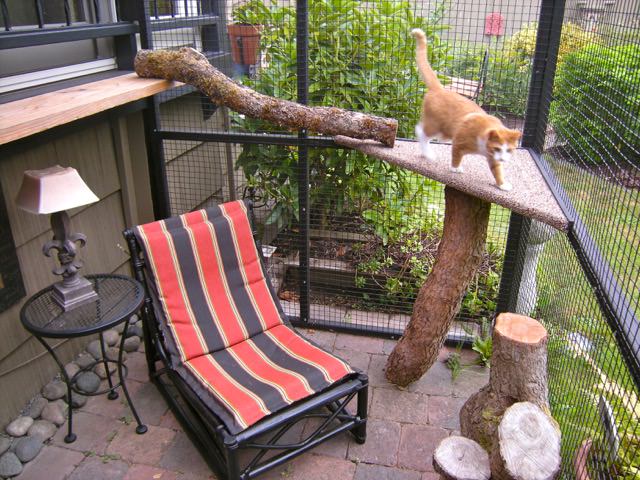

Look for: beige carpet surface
[335,136,569,232]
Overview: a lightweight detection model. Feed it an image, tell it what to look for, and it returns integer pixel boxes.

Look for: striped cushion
[135,201,284,360]
[135,201,353,433]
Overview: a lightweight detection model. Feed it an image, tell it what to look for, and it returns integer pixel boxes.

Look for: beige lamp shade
[15,165,99,214]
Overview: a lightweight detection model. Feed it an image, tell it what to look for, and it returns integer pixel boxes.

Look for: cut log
[574,439,593,480]
[134,48,398,146]
[460,313,551,476]
[385,187,491,386]
[433,436,491,480]
[494,402,561,480]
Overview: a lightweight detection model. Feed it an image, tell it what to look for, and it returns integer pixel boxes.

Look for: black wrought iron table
[20,273,148,443]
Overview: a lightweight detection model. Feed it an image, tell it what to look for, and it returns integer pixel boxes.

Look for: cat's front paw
[498,182,513,191]
[450,166,464,173]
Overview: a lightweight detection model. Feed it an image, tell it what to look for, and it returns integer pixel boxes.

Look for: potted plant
[227,0,268,74]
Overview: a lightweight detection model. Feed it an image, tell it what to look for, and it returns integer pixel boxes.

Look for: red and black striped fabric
[135,201,353,433]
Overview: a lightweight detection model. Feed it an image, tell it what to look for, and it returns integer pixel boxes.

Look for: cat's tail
[411,28,442,90]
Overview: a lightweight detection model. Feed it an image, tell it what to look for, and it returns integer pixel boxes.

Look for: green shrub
[550,43,640,166]
[233,0,451,229]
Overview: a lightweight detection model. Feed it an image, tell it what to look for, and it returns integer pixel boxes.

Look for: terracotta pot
[227,24,263,65]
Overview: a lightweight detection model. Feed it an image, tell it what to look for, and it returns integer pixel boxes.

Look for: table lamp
[16,165,99,310]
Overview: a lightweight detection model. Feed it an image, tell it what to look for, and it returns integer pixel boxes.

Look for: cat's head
[486,128,522,163]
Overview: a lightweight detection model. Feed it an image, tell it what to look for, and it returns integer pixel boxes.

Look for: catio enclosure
[139,0,640,477]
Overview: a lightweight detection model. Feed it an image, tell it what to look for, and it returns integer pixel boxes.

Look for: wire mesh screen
[143,0,639,475]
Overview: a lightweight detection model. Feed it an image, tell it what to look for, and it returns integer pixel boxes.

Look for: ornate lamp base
[51,276,98,310]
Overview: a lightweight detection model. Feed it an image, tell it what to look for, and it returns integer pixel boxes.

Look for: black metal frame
[123,201,368,480]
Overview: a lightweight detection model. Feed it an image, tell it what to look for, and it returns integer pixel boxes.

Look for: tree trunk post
[134,47,398,146]
[459,313,551,469]
[385,186,491,387]
[433,436,491,480]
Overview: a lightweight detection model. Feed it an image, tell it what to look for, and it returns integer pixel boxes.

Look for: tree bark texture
[494,402,561,480]
[385,187,491,387]
[433,436,491,480]
[134,48,398,146]
[460,313,551,474]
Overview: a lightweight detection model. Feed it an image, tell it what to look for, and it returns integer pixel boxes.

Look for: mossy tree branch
[134,48,398,147]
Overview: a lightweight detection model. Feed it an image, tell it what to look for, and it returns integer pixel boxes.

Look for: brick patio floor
[16,329,488,480]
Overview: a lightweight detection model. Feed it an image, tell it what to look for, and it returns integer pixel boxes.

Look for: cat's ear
[487,129,500,141]
[510,130,522,141]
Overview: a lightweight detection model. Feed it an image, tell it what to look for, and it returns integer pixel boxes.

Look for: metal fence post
[296,0,310,323]
[136,0,172,220]
[496,0,566,315]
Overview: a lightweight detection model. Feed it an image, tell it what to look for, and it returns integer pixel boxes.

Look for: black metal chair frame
[123,202,368,480]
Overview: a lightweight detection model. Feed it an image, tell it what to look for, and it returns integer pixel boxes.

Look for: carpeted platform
[335,136,569,232]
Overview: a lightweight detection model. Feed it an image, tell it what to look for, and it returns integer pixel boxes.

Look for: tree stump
[385,187,491,387]
[134,47,398,146]
[494,402,561,480]
[433,436,491,480]
[460,313,550,460]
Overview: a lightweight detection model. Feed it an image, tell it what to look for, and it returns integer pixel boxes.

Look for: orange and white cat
[412,28,521,191]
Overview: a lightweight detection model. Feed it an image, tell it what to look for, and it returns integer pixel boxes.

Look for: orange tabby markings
[411,28,521,191]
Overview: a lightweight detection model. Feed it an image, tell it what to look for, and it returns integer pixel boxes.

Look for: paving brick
[335,334,385,355]
[123,351,151,383]
[382,339,398,355]
[367,355,394,389]
[82,388,131,419]
[370,388,429,425]
[158,410,183,431]
[260,454,356,480]
[67,456,129,480]
[123,464,180,480]
[333,348,371,373]
[301,417,350,459]
[18,446,85,480]
[408,360,453,397]
[427,396,464,430]
[107,424,175,465]
[397,425,448,472]
[116,379,169,426]
[354,463,422,480]
[348,418,400,467]
[51,411,120,455]
[421,472,441,480]
[158,432,211,478]
[299,329,337,351]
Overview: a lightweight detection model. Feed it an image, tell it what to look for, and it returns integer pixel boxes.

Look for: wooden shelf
[335,136,569,232]
[0,72,179,145]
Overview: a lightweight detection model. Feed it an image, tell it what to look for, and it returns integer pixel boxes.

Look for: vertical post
[296,0,310,323]
[113,1,139,70]
[497,0,566,315]
[522,0,567,152]
[136,0,172,219]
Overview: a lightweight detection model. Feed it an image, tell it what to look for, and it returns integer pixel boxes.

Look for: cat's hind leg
[415,123,435,161]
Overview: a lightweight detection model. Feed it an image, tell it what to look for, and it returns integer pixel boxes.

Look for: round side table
[20,274,147,443]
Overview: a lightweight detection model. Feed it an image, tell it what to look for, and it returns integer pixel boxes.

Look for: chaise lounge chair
[123,199,368,480]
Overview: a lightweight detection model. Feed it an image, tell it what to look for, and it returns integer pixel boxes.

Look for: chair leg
[226,443,242,480]
[353,383,368,444]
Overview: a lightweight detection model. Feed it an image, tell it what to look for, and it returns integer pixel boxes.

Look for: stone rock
[41,401,67,426]
[67,392,88,409]
[114,322,126,334]
[27,420,57,442]
[6,416,33,437]
[75,352,95,370]
[129,313,139,324]
[126,325,143,338]
[0,452,22,477]
[14,436,43,462]
[64,362,81,381]
[24,396,48,419]
[105,347,126,363]
[86,340,106,360]
[41,380,66,401]
[0,436,11,456]
[102,329,120,347]
[123,336,141,353]
[94,362,116,379]
[76,371,100,394]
